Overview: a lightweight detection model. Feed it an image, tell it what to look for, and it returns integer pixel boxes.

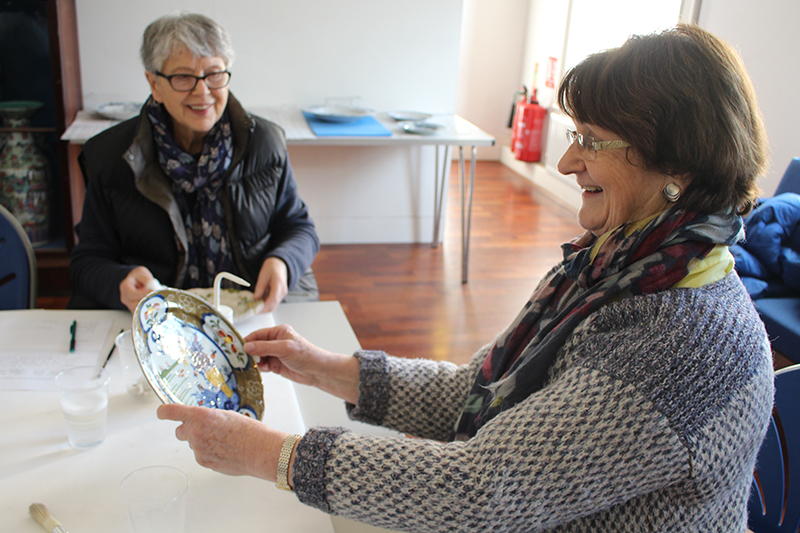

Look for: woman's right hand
[119,266,159,312]
[244,325,360,405]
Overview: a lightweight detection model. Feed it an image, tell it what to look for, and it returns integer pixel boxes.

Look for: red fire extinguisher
[513,88,546,162]
[509,85,527,151]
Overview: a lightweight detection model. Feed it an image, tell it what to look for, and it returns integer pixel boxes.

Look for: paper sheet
[0,316,115,391]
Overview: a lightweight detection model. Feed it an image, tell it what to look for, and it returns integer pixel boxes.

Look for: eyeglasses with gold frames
[566,129,630,159]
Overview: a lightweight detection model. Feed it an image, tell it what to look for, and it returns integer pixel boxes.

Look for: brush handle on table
[42,516,68,533]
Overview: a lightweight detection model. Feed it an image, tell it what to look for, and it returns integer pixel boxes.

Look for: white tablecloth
[0,302,381,533]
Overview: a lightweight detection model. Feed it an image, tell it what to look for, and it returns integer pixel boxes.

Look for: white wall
[698,0,800,196]
[454,0,529,160]
[75,0,462,114]
[518,0,569,112]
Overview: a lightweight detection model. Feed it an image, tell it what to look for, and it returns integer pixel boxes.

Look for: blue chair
[774,158,800,197]
[755,298,800,362]
[740,158,800,364]
[748,364,800,532]
[0,204,37,309]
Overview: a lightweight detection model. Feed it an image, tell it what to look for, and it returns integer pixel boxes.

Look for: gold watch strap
[276,434,302,491]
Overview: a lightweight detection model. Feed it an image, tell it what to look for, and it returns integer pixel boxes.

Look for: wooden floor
[312,161,582,366]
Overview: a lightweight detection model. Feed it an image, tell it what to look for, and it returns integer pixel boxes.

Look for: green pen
[69,320,77,352]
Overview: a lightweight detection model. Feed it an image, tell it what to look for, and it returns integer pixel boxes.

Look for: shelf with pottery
[0,0,83,295]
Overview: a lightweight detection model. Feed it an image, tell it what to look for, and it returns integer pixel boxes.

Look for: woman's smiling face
[557,123,677,236]
[146,46,229,153]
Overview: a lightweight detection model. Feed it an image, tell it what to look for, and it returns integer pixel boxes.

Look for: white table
[0,302,397,533]
[62,108,495,282]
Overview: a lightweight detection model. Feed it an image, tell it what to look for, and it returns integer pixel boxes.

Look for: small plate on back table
[95,102,141,121]
[132,288,264,419]
[388,110,432,122]
[402,121,443,135]
[303,105,373,123]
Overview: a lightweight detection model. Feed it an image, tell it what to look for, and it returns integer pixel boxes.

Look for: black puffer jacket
[70,94,319,310]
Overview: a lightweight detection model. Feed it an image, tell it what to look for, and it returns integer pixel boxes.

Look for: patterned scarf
[452,207,744,440]
[147,98,236,288]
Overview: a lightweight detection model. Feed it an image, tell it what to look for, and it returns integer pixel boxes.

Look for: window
[563,0,685,72]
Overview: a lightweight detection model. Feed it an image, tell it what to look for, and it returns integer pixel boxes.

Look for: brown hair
[558,24,767,216]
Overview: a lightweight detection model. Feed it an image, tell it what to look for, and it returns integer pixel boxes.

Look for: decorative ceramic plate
[132,289,264,419]
[96,102,140,121]
[402,121,444,135]
[303,105,373,123]
[388,110,432,122]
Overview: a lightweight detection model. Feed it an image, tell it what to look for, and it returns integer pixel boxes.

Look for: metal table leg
[431,144,476,283]
[460,146,476,283]
[432,145,450,249]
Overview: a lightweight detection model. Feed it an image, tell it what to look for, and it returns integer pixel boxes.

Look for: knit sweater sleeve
[344,347,489,441]
[293,362,687,531]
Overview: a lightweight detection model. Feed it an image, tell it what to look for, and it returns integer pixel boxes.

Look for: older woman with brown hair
[159,24,774,532]
[70,12,319,312]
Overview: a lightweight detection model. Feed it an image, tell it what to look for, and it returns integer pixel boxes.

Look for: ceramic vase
[0,100,51,246]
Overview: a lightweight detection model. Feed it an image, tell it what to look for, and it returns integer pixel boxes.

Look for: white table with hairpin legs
[0,301,399,533]
[62,107,495,283]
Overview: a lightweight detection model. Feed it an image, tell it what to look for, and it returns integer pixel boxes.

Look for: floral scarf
[147,98,235,288]
[452,207,744,440]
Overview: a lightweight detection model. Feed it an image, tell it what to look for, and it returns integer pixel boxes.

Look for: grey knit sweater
[292,273,774,532]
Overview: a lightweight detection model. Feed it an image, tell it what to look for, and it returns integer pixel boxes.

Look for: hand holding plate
[244,325,360,405]
[253,257,289,313]
[120,266,160,312]
[157,403,289,481]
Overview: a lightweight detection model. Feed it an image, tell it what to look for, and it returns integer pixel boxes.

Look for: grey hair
[140,12,235,73]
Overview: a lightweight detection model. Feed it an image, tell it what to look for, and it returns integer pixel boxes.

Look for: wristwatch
[276,434,302,491]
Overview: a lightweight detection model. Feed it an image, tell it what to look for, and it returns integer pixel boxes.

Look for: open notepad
[0,316,115,391]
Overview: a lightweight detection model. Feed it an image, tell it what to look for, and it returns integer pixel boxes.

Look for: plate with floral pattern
[132,288,264,419]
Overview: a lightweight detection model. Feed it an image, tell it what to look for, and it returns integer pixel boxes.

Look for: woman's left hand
[254,257,289,313]
[157,403,288,481]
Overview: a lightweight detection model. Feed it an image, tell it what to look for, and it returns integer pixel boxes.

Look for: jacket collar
[121,92,253,287]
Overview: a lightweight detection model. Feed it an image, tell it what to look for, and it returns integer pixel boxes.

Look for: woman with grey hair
[70,12,319,312]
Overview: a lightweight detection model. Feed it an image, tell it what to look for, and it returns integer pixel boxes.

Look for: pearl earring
[662,183,681,202]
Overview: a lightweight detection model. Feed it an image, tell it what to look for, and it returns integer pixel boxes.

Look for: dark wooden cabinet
[1,0,83,295]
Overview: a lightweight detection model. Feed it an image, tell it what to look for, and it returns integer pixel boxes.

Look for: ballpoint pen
[101,329,125,368]
[69,320,76,353]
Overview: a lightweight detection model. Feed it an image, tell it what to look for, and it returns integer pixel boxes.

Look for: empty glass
[55,366,110,449]
[120,465,188,533]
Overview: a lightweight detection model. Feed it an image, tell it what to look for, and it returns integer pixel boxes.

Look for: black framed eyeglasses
[566,129,630,159]
[156,70,232,91]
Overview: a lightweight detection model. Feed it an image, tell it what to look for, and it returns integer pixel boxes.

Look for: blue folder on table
[302,112,392,137]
